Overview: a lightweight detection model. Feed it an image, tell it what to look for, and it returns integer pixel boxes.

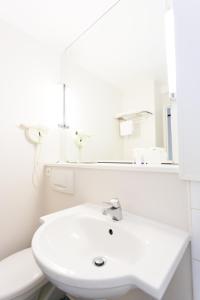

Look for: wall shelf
[115,110,153,121]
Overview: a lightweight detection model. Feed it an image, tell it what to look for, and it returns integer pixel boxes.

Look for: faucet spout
[102,198,123,221]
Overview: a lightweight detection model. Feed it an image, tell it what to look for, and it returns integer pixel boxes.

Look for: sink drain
[93,256,106,267]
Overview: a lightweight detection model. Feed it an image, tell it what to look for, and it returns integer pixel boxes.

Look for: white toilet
[0,248,54,300]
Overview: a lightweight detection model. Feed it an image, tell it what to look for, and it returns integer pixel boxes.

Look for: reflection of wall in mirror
[60,58,173,162]
[121,80,170,161]
[61,59,123,162]
[163,101,179,164]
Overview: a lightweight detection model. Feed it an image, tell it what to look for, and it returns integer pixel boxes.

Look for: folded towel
[119,120,134,136]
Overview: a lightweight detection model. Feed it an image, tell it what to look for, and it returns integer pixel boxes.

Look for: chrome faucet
[102,198,123,221]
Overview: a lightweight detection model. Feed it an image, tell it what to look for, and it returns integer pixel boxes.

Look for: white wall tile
[191,182,200,209]
[193,259,200,300]
[44,168,190,230]
[192,210,200,260]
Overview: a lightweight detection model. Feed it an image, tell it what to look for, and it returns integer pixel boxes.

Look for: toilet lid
[0,248,47,300]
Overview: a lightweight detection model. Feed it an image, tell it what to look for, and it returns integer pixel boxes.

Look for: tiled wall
[191,181,200,299]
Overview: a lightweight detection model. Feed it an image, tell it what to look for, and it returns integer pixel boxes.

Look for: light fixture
[165,9,176,99]
[58,83,69,129]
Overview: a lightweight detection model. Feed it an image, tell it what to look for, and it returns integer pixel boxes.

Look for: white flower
[74,131,91,149]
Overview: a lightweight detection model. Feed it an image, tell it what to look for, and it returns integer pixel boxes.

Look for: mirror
[60,0,178,165]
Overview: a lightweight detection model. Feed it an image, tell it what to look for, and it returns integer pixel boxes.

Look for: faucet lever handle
[103,198,120,208]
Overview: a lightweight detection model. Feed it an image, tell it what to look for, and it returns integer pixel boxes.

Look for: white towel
[119,120,134,136]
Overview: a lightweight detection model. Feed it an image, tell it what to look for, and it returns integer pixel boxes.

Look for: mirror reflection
[60,0,178,165]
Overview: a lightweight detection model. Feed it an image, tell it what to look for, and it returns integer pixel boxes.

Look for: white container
[133,147,167,165]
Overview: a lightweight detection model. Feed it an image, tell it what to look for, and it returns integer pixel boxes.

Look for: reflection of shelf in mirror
[115,110,153,121]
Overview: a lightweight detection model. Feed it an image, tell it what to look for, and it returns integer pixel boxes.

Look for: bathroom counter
[45,162,179,174]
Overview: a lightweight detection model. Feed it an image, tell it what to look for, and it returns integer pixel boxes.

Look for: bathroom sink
[32,204,190,300]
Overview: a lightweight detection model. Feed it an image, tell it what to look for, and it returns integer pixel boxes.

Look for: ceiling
[0,0,119,52]
[63,0,168,90]
[0,0,168,89]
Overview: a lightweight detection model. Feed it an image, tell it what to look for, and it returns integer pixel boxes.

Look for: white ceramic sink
[32,204,190,300]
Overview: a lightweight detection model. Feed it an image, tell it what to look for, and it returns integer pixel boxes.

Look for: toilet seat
[0,248,47,300]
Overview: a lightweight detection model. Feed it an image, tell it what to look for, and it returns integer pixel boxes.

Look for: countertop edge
[44,163,179,174]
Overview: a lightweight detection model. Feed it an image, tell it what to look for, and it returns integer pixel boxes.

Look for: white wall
[43,166,192,300]
[120,80,156,159]
[0,19,60,260]
[61,57,123,162]
[174,0,200,181]
[173,1,200,298]
[120,80,169,160]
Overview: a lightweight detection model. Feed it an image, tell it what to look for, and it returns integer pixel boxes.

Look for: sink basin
[32,204,190,300]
